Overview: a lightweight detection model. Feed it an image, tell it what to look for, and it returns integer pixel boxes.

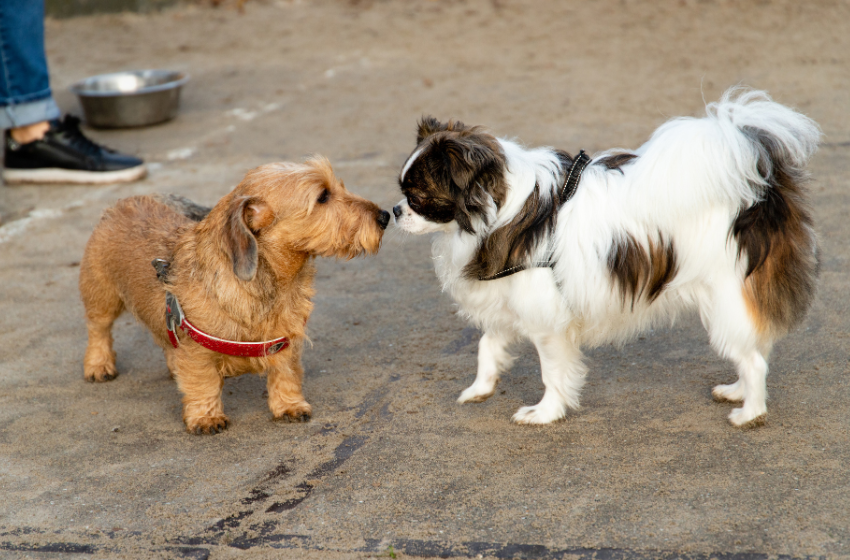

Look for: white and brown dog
[393,89,820,428]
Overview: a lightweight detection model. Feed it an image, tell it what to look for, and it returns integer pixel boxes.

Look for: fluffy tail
[711,88,821,338]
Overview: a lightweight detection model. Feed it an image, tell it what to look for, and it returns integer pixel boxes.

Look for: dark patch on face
[400,117,507,234]
[608,233,678,309]
[732,126,819,333]
[401,160,457,224]
[464,184,557,280]
[595,152,638,174]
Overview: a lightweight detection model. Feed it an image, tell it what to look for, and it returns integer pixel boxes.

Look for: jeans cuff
[0,97,61,129]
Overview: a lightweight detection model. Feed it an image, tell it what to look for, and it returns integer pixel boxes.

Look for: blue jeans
[0,0,60,129]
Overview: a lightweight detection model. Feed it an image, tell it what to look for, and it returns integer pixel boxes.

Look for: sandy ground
[1,0,850,558]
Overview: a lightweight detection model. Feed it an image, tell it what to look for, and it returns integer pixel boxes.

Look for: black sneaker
[3,115,147,185]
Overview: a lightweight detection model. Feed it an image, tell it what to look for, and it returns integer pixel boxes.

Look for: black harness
[478,150,591,281]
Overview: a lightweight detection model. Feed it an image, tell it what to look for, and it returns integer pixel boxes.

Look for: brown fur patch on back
[153,194,212,222]
[608,233,678,309]
[733,127,819,336]
[596,152,638,174]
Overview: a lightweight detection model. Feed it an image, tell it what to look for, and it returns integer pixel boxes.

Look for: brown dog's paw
[185,415,230,435]
[272,402,312,423]
[84,364,119,383]
[275,411,312,423]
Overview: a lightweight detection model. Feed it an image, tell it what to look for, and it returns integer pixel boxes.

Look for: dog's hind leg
[80,262,124,382]
[267,344,312,423]
[512,332,586,425]
[458,331,514,404]
[703,280,770,427]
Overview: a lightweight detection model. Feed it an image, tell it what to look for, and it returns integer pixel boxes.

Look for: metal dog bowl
[70,70,189,128]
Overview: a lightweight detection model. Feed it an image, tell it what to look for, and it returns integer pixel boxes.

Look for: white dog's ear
[225,196,272,281]
[433,135,506,234]
[416,116,474,144]
[417,116,445,144]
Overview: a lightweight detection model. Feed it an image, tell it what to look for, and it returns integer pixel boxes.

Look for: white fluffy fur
[395,89,820,427]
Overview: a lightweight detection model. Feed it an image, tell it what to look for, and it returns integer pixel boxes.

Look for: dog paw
[272,402,312,423]
[712,382,744,402]
[458,384,496,403]
[186,415,230,435]
[728,407,767,428]
[511,404,565,425]
[275,412,312,423]
[84,364,118,383]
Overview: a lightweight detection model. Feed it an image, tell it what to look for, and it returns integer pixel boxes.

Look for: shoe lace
[56,115,112,157]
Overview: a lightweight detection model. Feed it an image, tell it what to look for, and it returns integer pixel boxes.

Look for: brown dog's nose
[377,210,390,230]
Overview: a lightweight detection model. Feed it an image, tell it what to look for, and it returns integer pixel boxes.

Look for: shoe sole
[3,164,147,185]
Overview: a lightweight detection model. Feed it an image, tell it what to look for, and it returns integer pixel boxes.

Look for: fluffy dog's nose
[377,210,391,230]
[392,205,403,219]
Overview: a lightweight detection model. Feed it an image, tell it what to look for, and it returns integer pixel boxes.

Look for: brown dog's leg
[80,263,124,383]
[267,345,312,422]
[172,353,229,434]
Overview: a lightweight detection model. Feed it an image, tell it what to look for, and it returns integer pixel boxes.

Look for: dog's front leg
[267,344,312,423]
[171,351,229,434]
[458,331,514,403]
[512,332,587,425]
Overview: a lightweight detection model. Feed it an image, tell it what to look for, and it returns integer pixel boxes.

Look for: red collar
[165,292,290,357]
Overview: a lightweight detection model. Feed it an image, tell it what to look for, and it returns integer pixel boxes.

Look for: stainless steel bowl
[70,70,189,128]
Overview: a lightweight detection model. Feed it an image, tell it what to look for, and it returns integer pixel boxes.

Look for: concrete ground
[1,1,849,558]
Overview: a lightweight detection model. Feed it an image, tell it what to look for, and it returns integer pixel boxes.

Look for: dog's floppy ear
[225,196,273,282]
[433,135,506,234]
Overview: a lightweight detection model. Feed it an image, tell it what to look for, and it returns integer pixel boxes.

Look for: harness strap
[478,150,591,281]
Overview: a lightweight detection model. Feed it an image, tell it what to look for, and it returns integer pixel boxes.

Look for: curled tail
[711,89,820,337]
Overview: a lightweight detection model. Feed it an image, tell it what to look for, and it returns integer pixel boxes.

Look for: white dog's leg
[512,333,586,425]
[712,379,745,402]
[704,281,770,427]
[458,331,514,403]
[726,351,769,427]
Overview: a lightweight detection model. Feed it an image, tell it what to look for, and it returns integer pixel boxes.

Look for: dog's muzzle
[392,205,403,219]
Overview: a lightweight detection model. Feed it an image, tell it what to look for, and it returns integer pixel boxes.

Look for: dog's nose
[377,210,390,230]
[392,205,403,219]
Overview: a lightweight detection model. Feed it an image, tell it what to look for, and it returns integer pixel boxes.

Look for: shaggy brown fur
[733,127,819,340]
[608,233,679,309]
[79,157,388,434]
[464,183,557,281]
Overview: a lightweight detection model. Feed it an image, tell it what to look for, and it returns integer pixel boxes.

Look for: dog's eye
[407,195,420,207]
[317,189,330,204]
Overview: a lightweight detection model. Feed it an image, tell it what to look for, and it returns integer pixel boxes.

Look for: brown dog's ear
[226,197,273,281]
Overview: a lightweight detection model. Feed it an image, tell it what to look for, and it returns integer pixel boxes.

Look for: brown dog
[79,157,389,434]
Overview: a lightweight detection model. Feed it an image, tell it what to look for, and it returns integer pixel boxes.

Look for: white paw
[728,406,767,428]
[712,382,744,402]
[511,404,565,425]
[458,383,496,404]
